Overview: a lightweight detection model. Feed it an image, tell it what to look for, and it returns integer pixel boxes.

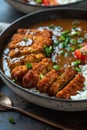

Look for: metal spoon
[0,93,74,130]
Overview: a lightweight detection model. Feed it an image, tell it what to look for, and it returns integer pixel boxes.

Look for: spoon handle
[0,103,73,130]
[11,106,73,130]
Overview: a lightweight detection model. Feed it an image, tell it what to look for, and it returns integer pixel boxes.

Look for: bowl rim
[0,8,87,103]
[6,0,84,8]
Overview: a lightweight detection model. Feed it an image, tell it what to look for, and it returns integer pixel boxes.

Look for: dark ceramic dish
[0,8,87,111]
[5,0,84,13]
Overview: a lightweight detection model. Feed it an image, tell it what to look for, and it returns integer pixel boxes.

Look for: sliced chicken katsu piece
[9,46,41,58]
[17,29,52,38]
[9,36,52,58]
[37,69,63,93]
[56,73,85,99]
[8,34,33,49]
[11,63,37,83]
[22,58,53,88]
[8,53,45,70]
[8,35,52,50]
[11,65,28,82]
[8,29,52,49]
[11,33,31,41]
[48,68,76,96]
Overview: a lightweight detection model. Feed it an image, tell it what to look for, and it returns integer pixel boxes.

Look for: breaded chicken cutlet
[8,29,52,58]
[56,73,85,99]
[6,28,85,99]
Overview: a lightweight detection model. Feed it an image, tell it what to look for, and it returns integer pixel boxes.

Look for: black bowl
[5,0,84,13]
[0,8,87,111]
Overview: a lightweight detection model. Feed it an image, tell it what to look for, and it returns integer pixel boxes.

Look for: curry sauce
[2,18,87,99]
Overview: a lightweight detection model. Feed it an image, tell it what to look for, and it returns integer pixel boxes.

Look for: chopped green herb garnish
[8,117,15,124]
[77,38,84,44]
[69,47,75,52]
[23,37,28,42]
[36,0,42,3]
[61,42,66,48]
[54,40,59,46]
[59,36,65,42]
[61,30,70,37]
[40,73,44,79]
[74,67,81,72]
[60,50,65,55]
[53,65,60,70]
[70,31,80,36]
[48,25,55,29]
[12,79,16,83]
[72,26,78,30]
[72,60,81,66]
[26,63,32,69]
[44,45,53,57]
[61,37,70,48]
[70,39,77,44]
[77,44,83,49]
[64,36,70,44]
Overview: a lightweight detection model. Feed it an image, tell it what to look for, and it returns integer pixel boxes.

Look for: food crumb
[8,117,15,124]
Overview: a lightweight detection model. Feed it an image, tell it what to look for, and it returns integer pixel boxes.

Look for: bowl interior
[0,8,87,111]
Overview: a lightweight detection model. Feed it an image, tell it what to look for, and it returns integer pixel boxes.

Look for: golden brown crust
[9,46,42,58]
[8,53,45,70]
[48,68,76,96]
[8,36,52,58]
[11,63,37,82]
[8,34,33,49]
[22,70,40,88]
[56,73,85,99]
[17,29,52,38]
[22,58,53,88]
[32,58,53,73]
[8,29,52,58]
[37,69,62,93]
[11,65,28,82]
[9,35,52,50]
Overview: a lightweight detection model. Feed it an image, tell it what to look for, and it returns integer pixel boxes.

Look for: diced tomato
[42,0,59,6]
[74,43,87,61]
[42,0,49,5]
[74,50,82,59]
[48,0,58,5]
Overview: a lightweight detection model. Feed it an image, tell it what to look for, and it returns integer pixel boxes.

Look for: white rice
[56,0,82,5]
[28,0,82,5]
[71,64,87,100]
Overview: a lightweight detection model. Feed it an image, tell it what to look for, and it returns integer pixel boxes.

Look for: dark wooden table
[0,0,87,130]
